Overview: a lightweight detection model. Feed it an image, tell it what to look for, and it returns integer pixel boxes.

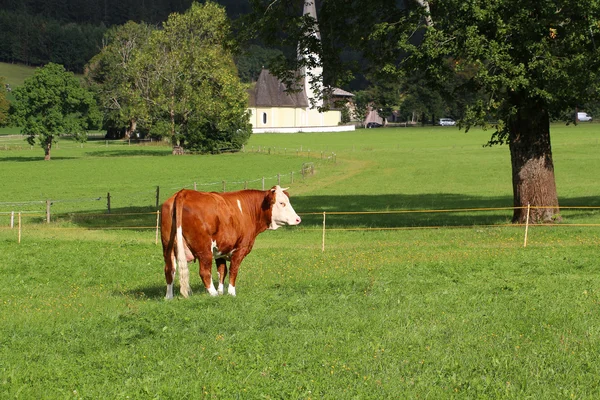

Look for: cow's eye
[280,202,286,207]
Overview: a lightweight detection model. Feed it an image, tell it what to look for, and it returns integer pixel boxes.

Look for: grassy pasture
[1,125,600,398]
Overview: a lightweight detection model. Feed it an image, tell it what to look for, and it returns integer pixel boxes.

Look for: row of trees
[0,10,106,72]
[6,2,251,160]
[0,0,251,26]
[0,1,252,72]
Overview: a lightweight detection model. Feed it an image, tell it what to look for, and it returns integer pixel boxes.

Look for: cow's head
[266,185,301,230]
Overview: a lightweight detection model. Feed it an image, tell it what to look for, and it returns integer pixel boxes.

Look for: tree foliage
[0,77,9,126]
[11,63,101,160]
[247,0,600,222]
[85,21,155,138]
[85,1,252,153]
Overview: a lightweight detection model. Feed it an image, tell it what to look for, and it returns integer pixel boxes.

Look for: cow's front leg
[215,258,227,295]
[227,251,248,296]
[199,257,218,296]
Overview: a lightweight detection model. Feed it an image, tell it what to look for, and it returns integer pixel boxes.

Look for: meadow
[1,124,600,398]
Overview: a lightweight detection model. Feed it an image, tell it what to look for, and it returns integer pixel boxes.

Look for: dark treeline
[0,0,251,72]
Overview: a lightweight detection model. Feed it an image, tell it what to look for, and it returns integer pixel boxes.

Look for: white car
[438,118,456,126]
[577,112,592,122]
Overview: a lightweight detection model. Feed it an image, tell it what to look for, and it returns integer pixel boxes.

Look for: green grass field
[1,124,600,398]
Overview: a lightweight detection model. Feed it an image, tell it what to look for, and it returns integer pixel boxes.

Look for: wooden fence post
[18,212,21,244]
[222,181,226,192]
[322,212,326,252]
[262,177,265,190]
[523,203,531,247]
[194,182,197,191]
[156,186,160,209]
[46,200,51,223]
[10,211,14,229]
[244,181,248,189]
[107,192,111,214]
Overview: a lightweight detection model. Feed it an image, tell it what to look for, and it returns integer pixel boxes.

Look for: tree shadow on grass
[85,149,172,157]
[0,156,79,162]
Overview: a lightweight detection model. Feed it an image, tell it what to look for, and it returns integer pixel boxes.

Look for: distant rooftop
[248,69,309,108]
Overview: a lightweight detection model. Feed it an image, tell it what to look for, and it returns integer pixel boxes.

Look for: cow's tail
[173,191,191,297]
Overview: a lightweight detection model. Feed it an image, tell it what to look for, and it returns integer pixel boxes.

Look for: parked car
[577,112,592,122]
[438,118,456,126]
[366,122,383,128]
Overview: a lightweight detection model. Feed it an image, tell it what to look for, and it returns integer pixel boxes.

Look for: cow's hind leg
[215,258,227,295]
[164,253,177,300]
[199,257,218,296]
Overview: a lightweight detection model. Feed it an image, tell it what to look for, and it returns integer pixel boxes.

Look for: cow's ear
[263,189,276,210]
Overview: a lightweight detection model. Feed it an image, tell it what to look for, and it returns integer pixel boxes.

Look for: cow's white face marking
[237,199,243,214]
[269,186,301,230]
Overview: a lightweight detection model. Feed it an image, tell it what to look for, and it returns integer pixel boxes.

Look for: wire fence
[0,162,318,215]
[2,205,600,249]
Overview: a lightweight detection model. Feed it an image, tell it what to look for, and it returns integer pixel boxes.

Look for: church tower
[301,1,323,108]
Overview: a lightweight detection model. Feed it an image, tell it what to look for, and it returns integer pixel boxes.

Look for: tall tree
[11,63,101,160]
[85,1,252,153]
[85,21,155,138]
[247,0,600,223]
[140,1,251,152]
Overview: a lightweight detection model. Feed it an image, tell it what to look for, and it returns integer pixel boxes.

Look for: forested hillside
[0,0,251,72]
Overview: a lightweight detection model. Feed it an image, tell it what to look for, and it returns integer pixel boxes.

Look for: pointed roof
[248,69,309,108]
[303,1,321,40]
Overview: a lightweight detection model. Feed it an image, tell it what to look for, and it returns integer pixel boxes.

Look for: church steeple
[300,1,323,108]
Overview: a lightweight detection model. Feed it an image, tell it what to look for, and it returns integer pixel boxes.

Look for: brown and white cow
[161,185,301,299]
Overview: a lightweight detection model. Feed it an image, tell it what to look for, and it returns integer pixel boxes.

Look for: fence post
[156,186,160,209]
[10,211,14,229]
[322,212,326,252]
[18,212,21,244]
[244,181,248,189]
[523,203,531,247]
[46,200,51,223]
[155,210,160,245]
[107,192,111,214]
[222,180,226,192]
[262,177,265,190]
[194,182,197,191]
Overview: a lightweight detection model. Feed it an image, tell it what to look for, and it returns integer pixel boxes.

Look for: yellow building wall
[249,106,341,129]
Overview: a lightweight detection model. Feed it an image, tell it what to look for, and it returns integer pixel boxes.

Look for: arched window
[262,112,267,124]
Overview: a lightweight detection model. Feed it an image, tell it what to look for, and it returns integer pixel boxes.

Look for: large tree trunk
[44,141,52,161]
[124,119,137,139]
[508,99,560,223]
